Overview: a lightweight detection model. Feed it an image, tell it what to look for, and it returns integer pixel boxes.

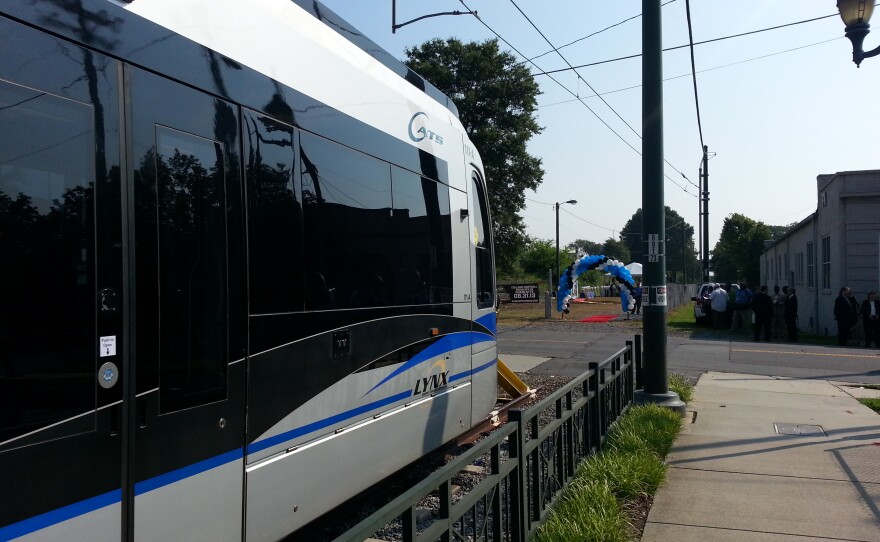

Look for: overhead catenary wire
[508,0,692,185]
[457,0,694,197]
[521,0,678,65]
[532,10,844,77]
[459,0,694,197]
[538,37,841,107]
[685,0,705,150]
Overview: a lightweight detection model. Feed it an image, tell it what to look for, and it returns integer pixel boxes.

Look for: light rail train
[0,1,497,540]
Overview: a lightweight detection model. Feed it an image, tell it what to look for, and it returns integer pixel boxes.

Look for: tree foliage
[567,238,603,256]
[601,237,631,263]
[619,206,698,282]
[405,38,544,274]
[711,213,772,286]
[518,238,556,278]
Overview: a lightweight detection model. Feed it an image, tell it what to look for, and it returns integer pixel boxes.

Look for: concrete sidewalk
[642,372,880,542]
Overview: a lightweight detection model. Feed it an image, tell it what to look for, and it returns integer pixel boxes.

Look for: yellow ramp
[497,357,532,397]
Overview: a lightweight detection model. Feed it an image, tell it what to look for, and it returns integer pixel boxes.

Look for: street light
[837,0,878,67]
[555,199,577,291]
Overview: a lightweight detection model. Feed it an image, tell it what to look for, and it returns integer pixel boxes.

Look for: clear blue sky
[319,0,880,258]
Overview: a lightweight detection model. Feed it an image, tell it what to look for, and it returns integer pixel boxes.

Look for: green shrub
[668,373,695,404]
[534,404,683,541]
[534,480,628,542]
[577,450,667,501]
[606,404,682,457]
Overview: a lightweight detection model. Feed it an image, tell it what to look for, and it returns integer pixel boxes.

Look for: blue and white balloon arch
[557,254,636,314]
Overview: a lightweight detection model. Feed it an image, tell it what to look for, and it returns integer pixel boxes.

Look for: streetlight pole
[555,200,577,290]
[636,0,685,414]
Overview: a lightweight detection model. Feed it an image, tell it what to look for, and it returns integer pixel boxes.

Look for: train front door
[126,66,246,541]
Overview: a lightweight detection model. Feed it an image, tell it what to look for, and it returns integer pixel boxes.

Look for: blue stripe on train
[449,358,497,382]
[475,312,497,336]
[3,337,498,540]
[364,331,494,396]
[0,489,121,541]
[134,448,243,495]
[247,389,413,455]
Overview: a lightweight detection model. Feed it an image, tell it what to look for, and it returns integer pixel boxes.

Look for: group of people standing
[834,287,880,347]
[703,282,799,342]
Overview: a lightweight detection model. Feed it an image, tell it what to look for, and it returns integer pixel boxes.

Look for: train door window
[390,167,452,305]
[471,173,495,309]
[155,126,228,413]
[0,79,96,446]
[300,132,394,310]
[244,111,303,314]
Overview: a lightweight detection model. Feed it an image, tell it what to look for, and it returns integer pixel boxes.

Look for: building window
[784,253,789,283]
[821,236,831,290]
[807,242,814,288]
[796,252,804,285]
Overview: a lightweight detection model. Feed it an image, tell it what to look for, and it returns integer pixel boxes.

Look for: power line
[560,206,616,232]
[477,0,695,196]
[521,0,679,66]
[508,0,643,145]
[532,11,842,77]
[685,0,705,150]
[538,37,841,108]
[457,0,688,194]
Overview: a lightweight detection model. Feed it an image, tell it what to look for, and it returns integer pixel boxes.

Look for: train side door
[126,66,246,541]
[468,171,498,424]
[0,17,125,542]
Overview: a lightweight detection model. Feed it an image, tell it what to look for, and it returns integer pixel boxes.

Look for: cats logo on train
[408,112,444,145]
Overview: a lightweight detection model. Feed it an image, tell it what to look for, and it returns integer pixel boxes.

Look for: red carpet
[579,314,619,323]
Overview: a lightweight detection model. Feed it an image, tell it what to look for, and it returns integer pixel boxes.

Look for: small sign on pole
[647,233,660,262]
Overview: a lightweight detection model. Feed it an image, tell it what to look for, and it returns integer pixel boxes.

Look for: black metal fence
[332,339,636,542]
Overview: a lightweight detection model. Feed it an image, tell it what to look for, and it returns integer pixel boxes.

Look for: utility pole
[636,0,685,415]
[701,144,709,283]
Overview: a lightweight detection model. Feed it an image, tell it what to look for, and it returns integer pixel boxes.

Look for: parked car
[691,283,714,326]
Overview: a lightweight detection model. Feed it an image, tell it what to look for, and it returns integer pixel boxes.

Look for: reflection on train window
[245,112,303,314]
[471,173,495,309]
[300,132,394,310]
[0,79,96,446]
[155,126,228,414]
[391,167,452,304]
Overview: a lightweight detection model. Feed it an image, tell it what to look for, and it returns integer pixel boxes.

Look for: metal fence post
[588,362,600,453]
[508,409,528,542]
[634,334,643,390]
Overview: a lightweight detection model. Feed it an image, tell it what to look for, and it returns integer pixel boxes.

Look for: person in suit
[784,288,798,342]
[750,285,774,342]
[861,291,880,348]
[834,287,857,346]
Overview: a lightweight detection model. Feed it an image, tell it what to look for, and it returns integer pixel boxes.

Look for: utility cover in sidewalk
[774,423,826,436]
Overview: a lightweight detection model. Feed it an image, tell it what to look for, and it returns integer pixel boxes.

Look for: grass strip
[859,398,880,414]
[533,403,685,542]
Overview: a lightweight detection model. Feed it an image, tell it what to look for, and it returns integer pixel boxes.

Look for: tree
[405,39,544,274]
[567,238,603,255]
[518,239,556,278]
[619,206,698,282]
[711,213,772,286]
[601,237,631,262]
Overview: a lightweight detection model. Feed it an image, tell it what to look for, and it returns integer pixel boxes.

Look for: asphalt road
[497,322,880,385]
